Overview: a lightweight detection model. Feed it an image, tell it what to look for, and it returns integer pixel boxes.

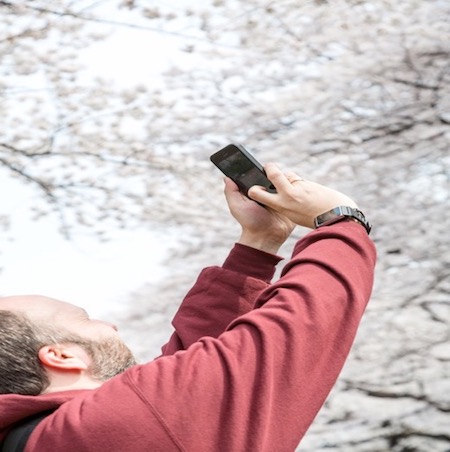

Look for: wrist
[237,231,286,255]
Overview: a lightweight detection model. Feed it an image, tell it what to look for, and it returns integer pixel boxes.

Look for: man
[0,163,376,451]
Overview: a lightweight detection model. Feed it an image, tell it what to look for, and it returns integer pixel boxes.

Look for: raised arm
[148,167,376,450]
[161,177,295,354]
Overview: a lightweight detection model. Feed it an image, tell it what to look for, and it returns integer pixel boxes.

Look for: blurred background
[1,1,449,450]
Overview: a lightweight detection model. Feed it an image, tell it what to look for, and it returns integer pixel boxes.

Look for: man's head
[0,295,137,396]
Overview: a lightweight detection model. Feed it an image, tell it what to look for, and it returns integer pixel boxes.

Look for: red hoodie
[0,222,376,451]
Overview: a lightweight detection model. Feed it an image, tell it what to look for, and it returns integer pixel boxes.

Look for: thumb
[248,185,275,207]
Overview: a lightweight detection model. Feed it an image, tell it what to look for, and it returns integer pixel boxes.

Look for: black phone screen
[210,144,275,195]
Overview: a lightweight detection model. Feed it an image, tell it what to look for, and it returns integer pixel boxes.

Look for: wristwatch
[314,206,372,235]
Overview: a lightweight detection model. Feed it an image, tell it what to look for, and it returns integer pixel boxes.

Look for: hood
[0,390,89,441]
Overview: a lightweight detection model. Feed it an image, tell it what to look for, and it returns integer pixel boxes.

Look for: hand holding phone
[210,144,276,198]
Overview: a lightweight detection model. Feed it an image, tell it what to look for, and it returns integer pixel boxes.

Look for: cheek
[97,320,118,332]
[86,320,120,338]
[64,319,117,341]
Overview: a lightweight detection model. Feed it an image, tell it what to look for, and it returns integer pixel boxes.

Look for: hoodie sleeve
[161,243,283,355]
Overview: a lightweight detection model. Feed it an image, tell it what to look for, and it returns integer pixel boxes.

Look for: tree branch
[0,0,240,49]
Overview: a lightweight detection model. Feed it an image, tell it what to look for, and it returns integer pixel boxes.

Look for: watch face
[315,206,371,234]
[318,207,342,223]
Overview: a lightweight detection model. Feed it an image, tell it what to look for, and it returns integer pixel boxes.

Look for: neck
[43,371,103,394]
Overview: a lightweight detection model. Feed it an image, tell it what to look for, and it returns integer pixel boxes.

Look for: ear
[38,344,90,372]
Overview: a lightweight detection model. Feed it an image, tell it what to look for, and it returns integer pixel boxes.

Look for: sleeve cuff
[222,243,283,283]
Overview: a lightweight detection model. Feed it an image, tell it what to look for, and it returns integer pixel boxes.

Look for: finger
[248,185,277,207]
[224,177,251,211]
[264,163,295,192]
[285,171,304,184]
[223,177,240,194]
[285,171,299,181]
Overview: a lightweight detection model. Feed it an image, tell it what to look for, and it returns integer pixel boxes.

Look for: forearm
[244,221,376,446]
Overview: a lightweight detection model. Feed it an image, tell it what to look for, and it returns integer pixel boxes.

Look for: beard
[81,336,138,381]
[36,324,138,382]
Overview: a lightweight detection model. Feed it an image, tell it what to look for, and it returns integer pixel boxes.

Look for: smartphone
[210,144,276,197]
